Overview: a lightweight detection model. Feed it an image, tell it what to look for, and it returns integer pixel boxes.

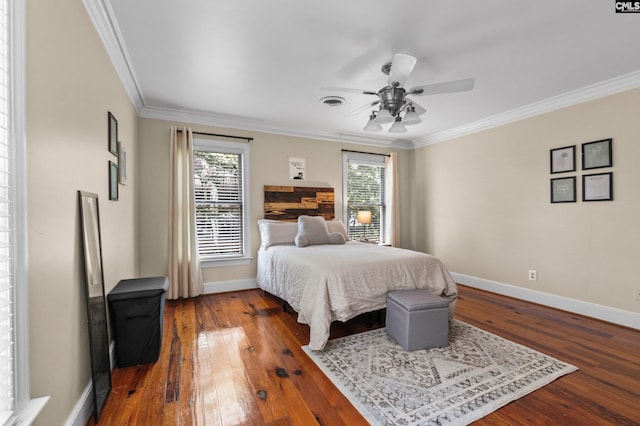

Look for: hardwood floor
[93,285,640,425]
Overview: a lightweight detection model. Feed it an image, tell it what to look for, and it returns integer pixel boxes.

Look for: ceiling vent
[319,96,345,107]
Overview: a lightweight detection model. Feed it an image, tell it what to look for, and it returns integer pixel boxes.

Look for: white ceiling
[95,0,640,147]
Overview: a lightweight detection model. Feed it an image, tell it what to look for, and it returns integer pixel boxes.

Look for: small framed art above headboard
[264,185,334,221]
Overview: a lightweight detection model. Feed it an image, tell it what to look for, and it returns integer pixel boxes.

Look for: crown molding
[85,0,640,151]
[82,0,145,110]
[83,0,413,150]
[139,105,415,149]
[415,71,640,148]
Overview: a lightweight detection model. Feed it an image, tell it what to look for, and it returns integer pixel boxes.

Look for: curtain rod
[175,128,253,142]
[341,149,390,157]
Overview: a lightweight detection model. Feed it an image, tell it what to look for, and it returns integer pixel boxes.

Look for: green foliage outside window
[193,151,244,257]
[347,163,385,242]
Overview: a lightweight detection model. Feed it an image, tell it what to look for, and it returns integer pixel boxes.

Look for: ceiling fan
[323,53,475,133]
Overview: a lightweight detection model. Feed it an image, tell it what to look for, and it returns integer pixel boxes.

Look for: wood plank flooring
[92,285,640,425]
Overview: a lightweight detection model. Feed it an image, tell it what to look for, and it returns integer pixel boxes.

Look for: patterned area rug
[303,320,577,425]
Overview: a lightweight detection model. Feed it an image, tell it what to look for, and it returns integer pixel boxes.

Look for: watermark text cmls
[616,1,640,12]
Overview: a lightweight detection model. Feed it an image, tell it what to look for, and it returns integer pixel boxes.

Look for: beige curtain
[384,152,399,246]
[168,126,203,299]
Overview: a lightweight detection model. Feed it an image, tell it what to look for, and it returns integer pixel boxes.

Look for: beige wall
[414,88,640,313]
[27,0,138,424]
[138,117,413,285]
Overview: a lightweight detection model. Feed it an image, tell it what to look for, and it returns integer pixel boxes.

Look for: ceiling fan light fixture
[373,108,394,124]
[363,113,383,131]
[388,116,407,133]
[402,106,421,125]
[327,53,475,136]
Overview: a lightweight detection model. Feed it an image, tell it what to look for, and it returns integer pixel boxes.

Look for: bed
[257,185,457,350]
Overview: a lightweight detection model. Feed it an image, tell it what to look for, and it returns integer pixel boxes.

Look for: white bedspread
[256,241,458,350]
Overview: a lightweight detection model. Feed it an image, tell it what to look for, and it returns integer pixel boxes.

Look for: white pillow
[295,216,345,247]
[258,219,297,248]
[326,219,349,241]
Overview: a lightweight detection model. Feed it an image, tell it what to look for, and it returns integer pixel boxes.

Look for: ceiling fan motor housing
[378,86,406,116]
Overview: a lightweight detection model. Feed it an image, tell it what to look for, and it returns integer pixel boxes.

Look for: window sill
[200,256,253,268]
[7,396,49,426]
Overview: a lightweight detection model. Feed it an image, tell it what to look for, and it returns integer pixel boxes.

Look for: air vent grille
[319,96,345,107]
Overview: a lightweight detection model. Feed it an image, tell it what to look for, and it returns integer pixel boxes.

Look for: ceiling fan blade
[408,78,475,96]
[387,53,417,87]
[320,86,377,95]
[336,47,393,82]
[345,100,380,117]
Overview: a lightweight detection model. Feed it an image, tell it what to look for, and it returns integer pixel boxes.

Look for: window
[193,139,251,265]
[2,0,48,422]
[343,152,387,243]
[0,0,13,417]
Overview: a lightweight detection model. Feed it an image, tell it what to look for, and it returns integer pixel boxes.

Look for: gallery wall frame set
[550,145,576,174]
[583,172,613,202]
[582,138,612,170]
[549,138,613,203]
[118,141,127,185]
[108,112,118,156]
[108,111,127,201]
[109,161,118,201]
[550,176,576,203]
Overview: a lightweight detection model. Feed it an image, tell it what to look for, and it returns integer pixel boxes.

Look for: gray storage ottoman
[386,289,449,351]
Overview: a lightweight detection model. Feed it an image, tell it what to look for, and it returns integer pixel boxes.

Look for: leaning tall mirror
[78,191,111,423]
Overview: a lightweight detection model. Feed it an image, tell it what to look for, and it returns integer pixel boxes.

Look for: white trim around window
[342,151,387,243]
[193,138,252,268]
[6,0,49,424]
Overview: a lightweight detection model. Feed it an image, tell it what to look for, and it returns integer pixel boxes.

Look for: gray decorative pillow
[327,232,346,245]
[295,216,329,247]
[326,219,349,241]
[294,233,310,247]
[294,215,345,247]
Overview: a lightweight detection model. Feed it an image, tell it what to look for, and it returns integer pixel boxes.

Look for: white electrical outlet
[635,288,640,301]
[528,270,537,281]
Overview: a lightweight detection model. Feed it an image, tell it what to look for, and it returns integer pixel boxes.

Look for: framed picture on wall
[550,176,576,203]
[583,172,612,201]
[108,112,118,156]
[582,138,612,170]
[109,161,119,201]
[550,145,575,174]
[118,142,127,185]
[289,157,305,180]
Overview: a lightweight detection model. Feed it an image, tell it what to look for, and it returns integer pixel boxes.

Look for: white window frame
[193,138,251,267]
[342,152,387,243]
[4,0,48,423]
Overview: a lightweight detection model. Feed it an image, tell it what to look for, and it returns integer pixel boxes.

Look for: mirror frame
[78,191,111,422]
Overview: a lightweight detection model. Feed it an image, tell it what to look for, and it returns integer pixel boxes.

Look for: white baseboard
[65,383,92,426]
[65,342,116,426]
[452,272,639,330]
[203,278,258,294]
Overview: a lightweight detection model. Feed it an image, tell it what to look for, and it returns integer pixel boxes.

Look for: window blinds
[0,0,14,420]
[346,157,386,242]
[193,151,244,258]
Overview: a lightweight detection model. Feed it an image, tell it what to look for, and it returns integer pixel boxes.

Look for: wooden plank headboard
[264,185,334,221]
